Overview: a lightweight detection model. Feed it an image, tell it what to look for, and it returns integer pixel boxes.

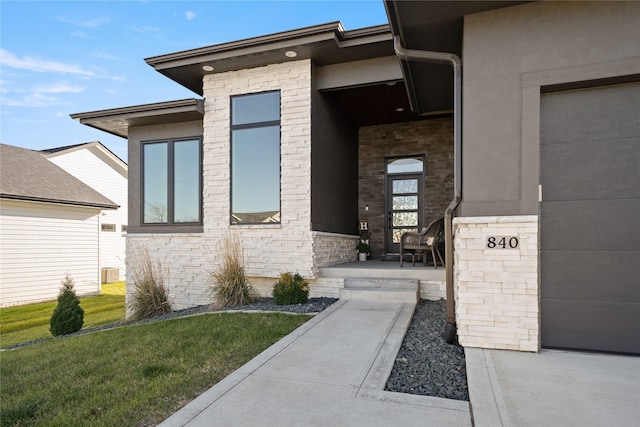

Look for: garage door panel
[541,299,640,354]
[541,83,640,145]
[540,199,640,250]
[541,137,640,201]
[541,81,640,353]
[540,250,640,301]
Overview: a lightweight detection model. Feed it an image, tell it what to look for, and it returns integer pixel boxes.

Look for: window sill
[127,225,203,234]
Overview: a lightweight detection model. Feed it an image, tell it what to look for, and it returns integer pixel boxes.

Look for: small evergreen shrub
[128,250,172,321]
[50,273,84,336]
[273,272,309,305]
[210,233,257,308]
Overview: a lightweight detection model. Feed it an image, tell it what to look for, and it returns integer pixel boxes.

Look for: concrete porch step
[340,278,419,303]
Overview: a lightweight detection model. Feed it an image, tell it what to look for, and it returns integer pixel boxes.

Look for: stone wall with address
[454,215,539,352]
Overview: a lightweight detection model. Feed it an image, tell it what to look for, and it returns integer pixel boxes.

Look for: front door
[386,173,424,254]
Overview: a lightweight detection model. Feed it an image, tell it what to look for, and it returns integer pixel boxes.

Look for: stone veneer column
[454,216,539,352]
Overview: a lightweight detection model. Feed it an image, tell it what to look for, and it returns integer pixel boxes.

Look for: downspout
[393,36,462,344]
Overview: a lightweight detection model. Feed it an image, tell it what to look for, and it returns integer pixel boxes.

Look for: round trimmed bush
[273,272,309,305]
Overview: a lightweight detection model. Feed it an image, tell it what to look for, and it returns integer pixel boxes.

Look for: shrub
[50,273,84,336]
[128,250,172,321]
[210,233,257,308]
[273,272,309,305]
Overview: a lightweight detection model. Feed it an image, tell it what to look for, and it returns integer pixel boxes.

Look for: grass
[0,311,309,426]
[0,282,126,349]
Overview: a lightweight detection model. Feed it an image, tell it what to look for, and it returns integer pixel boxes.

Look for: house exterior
[42,142,128,281]
[72,1,639,354]
[0,144,118,307]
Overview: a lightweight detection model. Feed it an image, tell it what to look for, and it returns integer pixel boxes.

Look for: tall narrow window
[142,138,201,225]
[231,91,281,224]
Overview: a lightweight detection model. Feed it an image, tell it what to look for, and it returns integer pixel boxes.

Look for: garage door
[540,82,640,354]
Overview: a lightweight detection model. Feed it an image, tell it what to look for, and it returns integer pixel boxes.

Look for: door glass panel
[392,179,418,194]
[393,212,418,227]
[393,228,417,244]
[393,195,418,210]
[387,158,423,174]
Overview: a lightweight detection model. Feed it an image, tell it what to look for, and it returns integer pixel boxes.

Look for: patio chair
[400,217,445,268]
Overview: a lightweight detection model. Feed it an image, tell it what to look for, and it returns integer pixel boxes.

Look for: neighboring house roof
[0,143,118,209]
[70,99,204,139]
[41,141,128,179]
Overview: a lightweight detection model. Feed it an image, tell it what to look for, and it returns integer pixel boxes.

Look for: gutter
[393,36,462,344]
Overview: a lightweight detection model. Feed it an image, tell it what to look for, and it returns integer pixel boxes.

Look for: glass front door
[386,173,424,254]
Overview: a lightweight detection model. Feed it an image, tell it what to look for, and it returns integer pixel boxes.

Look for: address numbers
[487,236,519,249]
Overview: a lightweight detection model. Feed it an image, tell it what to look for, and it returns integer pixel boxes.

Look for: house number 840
[487,236,519,249]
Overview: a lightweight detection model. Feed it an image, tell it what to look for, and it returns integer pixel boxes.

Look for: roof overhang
[70,99,204,139]
[384,0,534,115]
[145,22,394,95]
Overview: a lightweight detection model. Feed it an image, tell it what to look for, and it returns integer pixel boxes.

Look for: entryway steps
[340,278,419,303]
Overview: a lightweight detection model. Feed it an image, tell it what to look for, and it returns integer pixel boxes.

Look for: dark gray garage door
[540,81,640,354]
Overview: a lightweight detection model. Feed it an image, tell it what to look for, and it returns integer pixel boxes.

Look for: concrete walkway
[160,298,640,427]
[160,299,471,427]
[466,347,640,427]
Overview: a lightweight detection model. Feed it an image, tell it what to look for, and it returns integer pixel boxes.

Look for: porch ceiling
[384,0,534,115]
[322,82,434,127]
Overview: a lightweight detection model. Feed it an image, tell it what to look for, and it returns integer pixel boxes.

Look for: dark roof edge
[70,98,203,121]
[144,22,390,67]
[1,194,119,210]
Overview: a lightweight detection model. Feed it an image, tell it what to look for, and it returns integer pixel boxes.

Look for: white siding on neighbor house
[0,199,101,307]
[48,148,127,280]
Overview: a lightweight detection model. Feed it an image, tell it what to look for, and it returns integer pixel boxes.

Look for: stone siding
[358,119,454,258]
[312,232,359,272]
[127,60,315,310]
[454,216,539,352]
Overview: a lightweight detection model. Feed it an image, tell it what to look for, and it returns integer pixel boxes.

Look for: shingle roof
[0,143,118,209]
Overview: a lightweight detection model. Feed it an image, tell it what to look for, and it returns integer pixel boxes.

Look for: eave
[70,99,204,139]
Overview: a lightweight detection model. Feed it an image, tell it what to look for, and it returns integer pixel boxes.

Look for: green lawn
[0,282,126,349]
[0,312,310,426]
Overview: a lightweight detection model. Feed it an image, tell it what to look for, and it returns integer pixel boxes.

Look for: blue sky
[0,0,388,162]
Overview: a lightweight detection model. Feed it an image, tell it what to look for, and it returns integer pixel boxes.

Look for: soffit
[384,0,534,115]
[145,23,394,96]
[70,99,204,139]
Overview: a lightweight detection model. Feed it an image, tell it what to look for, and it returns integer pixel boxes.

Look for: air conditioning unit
[101,268,120,284]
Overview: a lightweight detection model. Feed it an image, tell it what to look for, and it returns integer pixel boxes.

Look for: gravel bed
[385,299,469,401]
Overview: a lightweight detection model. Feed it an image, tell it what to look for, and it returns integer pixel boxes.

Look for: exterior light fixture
[202,65,214,72]
[395,107,405,112]
[285,50,298,58]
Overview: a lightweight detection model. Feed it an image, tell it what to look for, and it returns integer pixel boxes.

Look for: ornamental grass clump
[128,251,172,321]
[273,272,309,305]
[50,273,84,336]
[210,233,257,308]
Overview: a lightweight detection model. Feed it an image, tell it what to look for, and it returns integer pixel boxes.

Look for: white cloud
[56,16,111,28]
[2,93,61,108]
[185,11,196,20]
[132,25,159,34]
[32,82,85,94]
[0,49,94,77]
